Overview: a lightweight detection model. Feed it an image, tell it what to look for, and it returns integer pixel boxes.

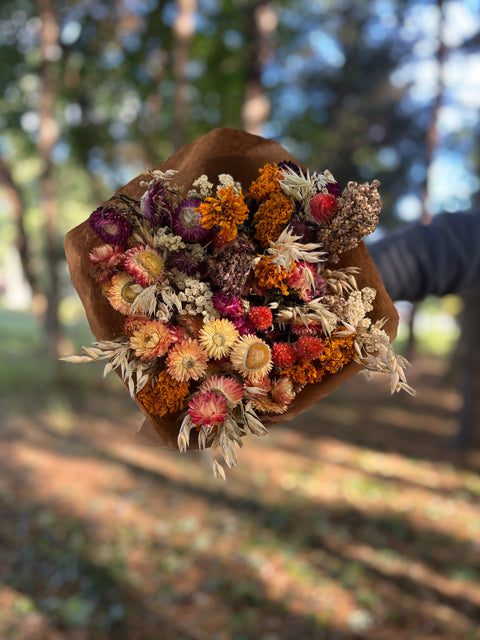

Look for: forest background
[1,1,480,639]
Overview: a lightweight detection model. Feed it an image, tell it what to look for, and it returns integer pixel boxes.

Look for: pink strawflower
[88,244,124,283]
[188,390,229,428]
[124,245,166,286]
[286,262,327,302]
[290,320,323,336]
[200,375,244,408]
[271,376,295,406]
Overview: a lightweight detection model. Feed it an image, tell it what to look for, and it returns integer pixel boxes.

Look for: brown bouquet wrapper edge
[64,128,398,451]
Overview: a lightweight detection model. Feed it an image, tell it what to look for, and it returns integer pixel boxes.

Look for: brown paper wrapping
[65,128,398,450]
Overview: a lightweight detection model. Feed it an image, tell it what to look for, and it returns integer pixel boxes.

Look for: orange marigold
[254,255,292,295]
[197,186,249,242]
[280,361,324,387]
[249,163,283,200]
[254,192,294,248]
[136,370,190,416]
[319,335,356,373]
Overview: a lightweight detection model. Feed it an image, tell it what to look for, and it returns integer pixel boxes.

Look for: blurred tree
[0,0,479,424]
[37,0,62,365]
[242,0,276,134]
[172,0,197,150]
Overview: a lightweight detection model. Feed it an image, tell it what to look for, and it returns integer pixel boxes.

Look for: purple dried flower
[212,291,244,318]
[278,160,302,175]
[326,181,341,197]
[89,206,132,247]
[143,182,172,228]
[233,317,256,336]
[173,198,209,243]
[287,219,316,243]
[171,251,204,276]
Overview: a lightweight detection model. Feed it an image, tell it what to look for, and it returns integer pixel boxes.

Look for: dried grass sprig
[61,337,155,397]
[322,267,360,296]
[354,323,415,396]
[276,300,340,336]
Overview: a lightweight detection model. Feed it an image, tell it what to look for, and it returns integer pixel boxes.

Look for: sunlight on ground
[1,309,480,639]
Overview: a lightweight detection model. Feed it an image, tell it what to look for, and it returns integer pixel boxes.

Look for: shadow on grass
[0,467,354,640]
[5,414,480,638]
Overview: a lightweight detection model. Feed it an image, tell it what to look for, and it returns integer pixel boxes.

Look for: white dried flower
[267,227,326,273]
[344,290,368,327]
[191,174,214,197]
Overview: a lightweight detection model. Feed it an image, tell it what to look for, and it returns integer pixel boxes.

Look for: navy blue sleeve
[368,211,480,302]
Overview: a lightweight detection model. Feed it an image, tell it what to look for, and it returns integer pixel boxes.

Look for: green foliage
[0,0,479,317]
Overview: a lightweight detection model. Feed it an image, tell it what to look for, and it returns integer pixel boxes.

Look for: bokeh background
[1,1,480,638]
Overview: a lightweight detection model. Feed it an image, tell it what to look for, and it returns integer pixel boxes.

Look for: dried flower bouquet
[64,129,413,478]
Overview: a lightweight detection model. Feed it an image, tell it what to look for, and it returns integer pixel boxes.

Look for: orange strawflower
[136,370,190,416]
[249,163,283,200]
[319,335,356,373]
[254,255,292,295]
[254,192,294,247]
[280,361,324,387]
[197,186,249,242]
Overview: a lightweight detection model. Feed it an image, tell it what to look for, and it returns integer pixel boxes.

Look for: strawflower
[199,318,239,359]
[173,198,209,242]
[188,390,229,428]
[166,339,208,382]
[88,244,124,283]
[124,245,166,286]
[89,206,132,247]
[108,272,143,315]
[129,319,173,361]
[199,375,244,408]
[141,181,171,228]
[212,291,244,318]
[230,334,272,381]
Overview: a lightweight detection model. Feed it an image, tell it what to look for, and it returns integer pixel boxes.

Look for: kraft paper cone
[65,128,398,451]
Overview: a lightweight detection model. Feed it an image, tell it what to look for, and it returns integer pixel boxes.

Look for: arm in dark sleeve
[368,210,480,302]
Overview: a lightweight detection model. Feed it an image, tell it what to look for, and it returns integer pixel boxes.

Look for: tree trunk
[0,156,39,296]
[172,0,196,150]
[407,0,447,357]
[241,1,276,135]
[37,0,61,369]
[420,0,447,225]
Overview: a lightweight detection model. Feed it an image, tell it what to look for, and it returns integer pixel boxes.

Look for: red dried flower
[295,336,324,362]
[309,193,337,224]
[248,306,273,330]
[272,342,297,368]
